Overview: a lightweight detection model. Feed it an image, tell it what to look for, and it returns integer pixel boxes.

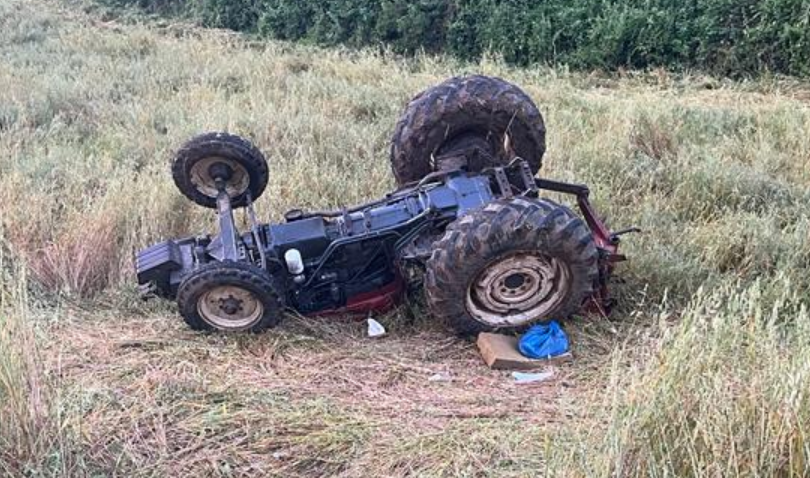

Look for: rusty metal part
[190,156,250,199]
[466,253,571,327]
[534,177,638,315]
[197,285,264,331]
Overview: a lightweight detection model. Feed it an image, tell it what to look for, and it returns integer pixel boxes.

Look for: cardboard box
[477,332,572,370]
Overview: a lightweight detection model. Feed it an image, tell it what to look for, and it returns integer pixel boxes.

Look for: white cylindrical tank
[284,248,306,283]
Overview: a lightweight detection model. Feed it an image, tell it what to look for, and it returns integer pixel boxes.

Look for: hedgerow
[99,0,810,76]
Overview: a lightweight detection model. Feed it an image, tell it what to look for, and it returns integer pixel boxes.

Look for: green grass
[1,0,809,475]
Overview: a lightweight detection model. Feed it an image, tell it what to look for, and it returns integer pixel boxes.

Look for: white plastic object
[428,372,452,382]
[512,370,554,384]
[367,318,386,338]
[284,248,305,274]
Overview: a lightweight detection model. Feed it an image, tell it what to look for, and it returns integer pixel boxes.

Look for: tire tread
[424,198,598,336]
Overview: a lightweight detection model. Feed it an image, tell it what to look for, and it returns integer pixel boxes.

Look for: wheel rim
[197,285,264,331]
[466,252,571,327]
[189,157,251,199]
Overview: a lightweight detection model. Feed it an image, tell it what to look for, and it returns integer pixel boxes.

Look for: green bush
[197,0,262,31]
[257,0,316,40]
[102,0,810,77]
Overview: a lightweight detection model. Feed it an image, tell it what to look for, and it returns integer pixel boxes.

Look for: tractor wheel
[424,197,598,336]
[176,261,283,332]
[172,132,269,209]
[390,75,546,186]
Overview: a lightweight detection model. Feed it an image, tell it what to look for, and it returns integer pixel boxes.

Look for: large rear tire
[390,75,546,185]
[424,198,598,336]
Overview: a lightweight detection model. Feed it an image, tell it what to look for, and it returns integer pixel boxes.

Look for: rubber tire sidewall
[424,197,599,336]
[390,75,546,185]
[172,132,269,209]
[176,261,283,333]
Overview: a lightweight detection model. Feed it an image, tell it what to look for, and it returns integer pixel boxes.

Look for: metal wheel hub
[198,285,264,331]
[190,157,250,199]
[466,253,571,327]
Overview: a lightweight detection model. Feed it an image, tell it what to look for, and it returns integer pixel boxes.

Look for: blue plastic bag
[518,321,569,359]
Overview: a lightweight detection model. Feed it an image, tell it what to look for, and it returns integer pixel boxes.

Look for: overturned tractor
[136,75,631,335]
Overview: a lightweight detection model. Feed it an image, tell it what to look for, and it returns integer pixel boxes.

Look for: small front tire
[172,132,269,209]
[176,261,283,333]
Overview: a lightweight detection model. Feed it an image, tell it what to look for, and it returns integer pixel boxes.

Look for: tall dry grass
[1,0,810,475]
[552,278,810,476]
[0,237,77,475]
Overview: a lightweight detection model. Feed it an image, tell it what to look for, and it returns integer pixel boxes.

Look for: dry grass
[548,279,810,477]
[25,214,119,297]
[0,245,75,476]
[1,0,810,475]
[33,307,585,476]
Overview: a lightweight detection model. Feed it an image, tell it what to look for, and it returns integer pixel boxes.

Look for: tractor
[136,75,631,335]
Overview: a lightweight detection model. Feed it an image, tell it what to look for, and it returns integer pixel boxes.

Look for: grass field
[1,0,810,476]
